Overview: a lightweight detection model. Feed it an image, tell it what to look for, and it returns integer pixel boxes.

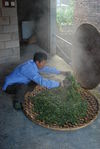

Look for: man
[2,52,67,110]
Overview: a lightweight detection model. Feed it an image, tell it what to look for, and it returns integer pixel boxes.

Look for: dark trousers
[5,81,37,103]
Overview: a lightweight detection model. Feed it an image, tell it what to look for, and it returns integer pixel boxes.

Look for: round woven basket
[23,85,99,131]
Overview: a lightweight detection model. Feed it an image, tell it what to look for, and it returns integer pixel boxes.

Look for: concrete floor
[0,44,100,149]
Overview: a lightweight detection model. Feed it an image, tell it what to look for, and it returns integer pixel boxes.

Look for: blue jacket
[2,60,60,90]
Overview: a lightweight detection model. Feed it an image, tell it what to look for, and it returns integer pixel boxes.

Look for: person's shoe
[13,100,23,110]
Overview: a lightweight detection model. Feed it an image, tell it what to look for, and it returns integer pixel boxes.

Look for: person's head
[33,52,47,69]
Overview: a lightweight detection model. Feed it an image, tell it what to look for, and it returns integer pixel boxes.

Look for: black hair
[33,52,47,62]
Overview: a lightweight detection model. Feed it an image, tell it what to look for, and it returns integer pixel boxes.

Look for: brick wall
[74,0,100,31]
[0,0,20,64]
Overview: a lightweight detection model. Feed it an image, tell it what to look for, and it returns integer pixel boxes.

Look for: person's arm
[31,73,60,89]
[20,65,60,89]
[39,66,60,74]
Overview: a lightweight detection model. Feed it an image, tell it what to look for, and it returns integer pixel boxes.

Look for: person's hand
[60,77,71,88]
[60,81,64,87]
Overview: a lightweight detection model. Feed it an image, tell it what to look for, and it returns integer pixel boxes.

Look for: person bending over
[2,52,67,110]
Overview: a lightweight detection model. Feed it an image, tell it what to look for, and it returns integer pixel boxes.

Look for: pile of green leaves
[31,75,88,127]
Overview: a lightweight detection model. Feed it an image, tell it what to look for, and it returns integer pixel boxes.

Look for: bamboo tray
[23,85,99,131]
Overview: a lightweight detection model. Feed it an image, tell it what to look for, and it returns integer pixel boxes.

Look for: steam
[17,0,44,21]
[17,0,49,60]
[17,1,100,90]
[72,23,100,89]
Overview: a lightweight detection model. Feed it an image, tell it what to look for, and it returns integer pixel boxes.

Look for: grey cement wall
[36,0,56,54]
[36,0,50,53]
[0,0,20,64]
[74,0,100,31]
